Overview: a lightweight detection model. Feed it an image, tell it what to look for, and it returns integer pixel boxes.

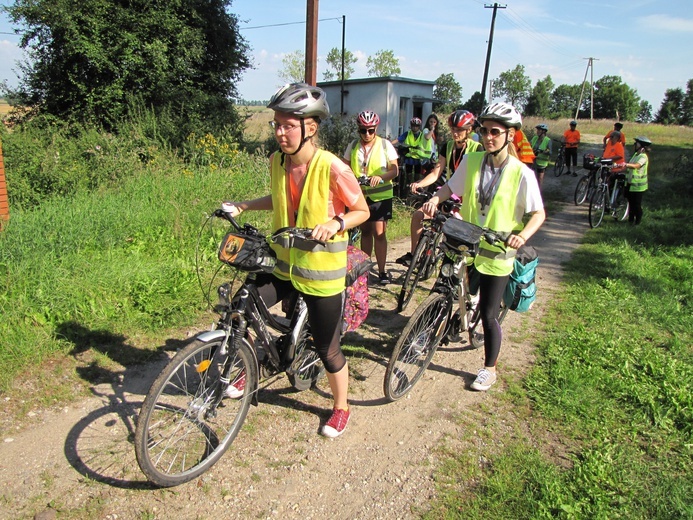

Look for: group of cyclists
[224,82,649,439]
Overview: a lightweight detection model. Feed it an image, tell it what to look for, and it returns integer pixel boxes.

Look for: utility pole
[340,15,346,115]
[305,0,319,85]
[575,57,598,120]
[480,3,506,107]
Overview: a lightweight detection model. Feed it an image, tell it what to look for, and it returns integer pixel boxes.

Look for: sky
[1,0,692,112]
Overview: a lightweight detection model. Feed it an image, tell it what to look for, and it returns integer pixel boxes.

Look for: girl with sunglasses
[343,110,399,284]
[421,102,545,392]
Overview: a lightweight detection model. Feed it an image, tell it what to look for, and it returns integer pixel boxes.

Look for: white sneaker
[470,368,496,391]
[225,371,246,398]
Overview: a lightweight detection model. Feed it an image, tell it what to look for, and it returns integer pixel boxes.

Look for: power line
[240,17,341,30]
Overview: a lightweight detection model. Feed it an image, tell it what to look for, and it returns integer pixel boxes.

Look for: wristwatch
[333,215,345,232]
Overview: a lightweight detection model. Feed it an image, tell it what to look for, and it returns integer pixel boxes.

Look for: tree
[366,50,400,77]
[681,79,693,126]
[636,100,653,124]
[4,0,250,135]
[524,75,554,117]
[550,84,584,119]
[279,50,306,85]
[593,75,640,120]
[654,88,684,125]
[492,65,531,110]
[460,91,485,116]
[322,47,356,81]
[432,73,462,115]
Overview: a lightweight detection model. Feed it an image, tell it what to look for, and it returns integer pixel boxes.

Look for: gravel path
[0,172,588,520]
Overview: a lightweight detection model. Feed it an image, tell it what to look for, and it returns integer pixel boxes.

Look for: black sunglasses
[358,128,376,135]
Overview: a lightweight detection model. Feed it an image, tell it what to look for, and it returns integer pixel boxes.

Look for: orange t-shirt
[563,129,580,148]
[603,141,625,172]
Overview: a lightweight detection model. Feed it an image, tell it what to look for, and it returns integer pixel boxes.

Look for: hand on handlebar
[221,201,242,218]
[506,233,526,250]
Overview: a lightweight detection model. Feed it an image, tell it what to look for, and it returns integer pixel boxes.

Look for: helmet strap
[286,119,313,156]
[489,133,511,157]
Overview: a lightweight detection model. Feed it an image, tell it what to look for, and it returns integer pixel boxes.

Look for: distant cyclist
[603,121,626,148]
[562,120,581,176]
[391,117,435,197]
[531,123,552,188]
[343,110,399,284]
[622,136,651,225]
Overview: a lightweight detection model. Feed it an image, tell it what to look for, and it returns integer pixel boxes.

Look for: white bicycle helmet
[478,102,523,129]
[267,83,330,121]
[634,135,652,146]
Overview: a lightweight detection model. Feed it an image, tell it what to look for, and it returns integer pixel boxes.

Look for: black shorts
[366,197,393,222]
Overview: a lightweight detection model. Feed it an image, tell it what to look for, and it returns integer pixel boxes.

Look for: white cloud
[638,14,693,32]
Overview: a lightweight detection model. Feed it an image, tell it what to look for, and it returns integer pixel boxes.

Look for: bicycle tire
[396,232,432,313]
[287,311,325,391]
[135,337,255,487]
[589,186,606,228]
[421,231,444,281]
[612,187,629,221]
[384,292,450,401]
[574,175,590,206]
[468,301,509,350]
[553,154,565,177]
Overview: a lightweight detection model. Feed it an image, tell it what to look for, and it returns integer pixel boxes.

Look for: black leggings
[476,270,510,368]
[626,189,644,224]
[254,274,346,374]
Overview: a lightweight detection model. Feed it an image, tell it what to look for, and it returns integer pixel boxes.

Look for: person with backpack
[421,102,545,392]
[222,83,369,438]
[396,110,482,266]
[343,110,399,284]
[531,123,552,188]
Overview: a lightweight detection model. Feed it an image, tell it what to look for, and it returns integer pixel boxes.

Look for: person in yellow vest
[421,102,545,391]
[222,83,369,437]
[343,110,399,284]
[530,123,552,189]
[622,136,651,225]
[396,110,483,266]
[391,117,435,198]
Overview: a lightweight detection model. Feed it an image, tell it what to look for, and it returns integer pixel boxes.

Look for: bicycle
[396,190,459,313]
[384,218,510,402]
[135,210,334,487]
[553,141,566,177]
[588,159,629,228]
[574,154,601,206]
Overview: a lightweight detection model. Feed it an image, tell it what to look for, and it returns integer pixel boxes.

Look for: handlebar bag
[503,245,539,312]
[441,218,483,253]
[218,232,276,273]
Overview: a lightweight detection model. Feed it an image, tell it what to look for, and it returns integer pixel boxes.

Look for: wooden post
[0,140,8,229]
[305,0,319,85]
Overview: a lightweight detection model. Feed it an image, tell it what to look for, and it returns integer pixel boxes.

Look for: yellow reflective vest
[349,136,394,201]
[460,152,524,276]
[404,130,433,161]
[270,150,348,296]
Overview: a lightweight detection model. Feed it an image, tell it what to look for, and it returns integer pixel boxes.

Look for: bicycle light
[441,263,454,278]
[217,283,232,306]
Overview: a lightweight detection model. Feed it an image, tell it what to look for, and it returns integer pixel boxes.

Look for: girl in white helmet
[422,102,545,392]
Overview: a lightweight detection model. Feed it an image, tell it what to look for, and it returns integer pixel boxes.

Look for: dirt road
[0,171,589,519]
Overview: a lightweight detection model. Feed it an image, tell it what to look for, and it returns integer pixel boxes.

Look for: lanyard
[478,155,508,213]
[451,142,467,172]
[360,142,374,172]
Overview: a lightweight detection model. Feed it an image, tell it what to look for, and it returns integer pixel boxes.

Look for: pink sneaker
[321,407,350,438]
[225,371,246,399]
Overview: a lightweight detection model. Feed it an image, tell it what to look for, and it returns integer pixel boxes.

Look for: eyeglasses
[478,127,508,138]
[358,128,376,135]
[269,121,300,134]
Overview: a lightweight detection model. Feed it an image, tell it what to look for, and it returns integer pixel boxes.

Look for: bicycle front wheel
[574,175,590,205]
[384,292,450,401]
[135,337,255,487]
[589,186,606,228]
[554,155,565,177]
[397,233,432,313]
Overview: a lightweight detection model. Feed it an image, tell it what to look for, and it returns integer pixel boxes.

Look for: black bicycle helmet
[570,120,577,126]
[267,83,330,121]
[614,122,624,130]
[478,102,522,129]
[535,123,548,131]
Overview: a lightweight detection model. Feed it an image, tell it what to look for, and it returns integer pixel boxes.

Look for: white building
[318,76,437,139]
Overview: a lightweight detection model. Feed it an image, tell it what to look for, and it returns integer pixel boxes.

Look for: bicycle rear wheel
[384,292,450,401]
[612,188,629,221]
[397,232,432,313]
[287,310,325,391]
[135,337,254,487]
[589,186,606,228]
[468,301,509,350]
[574,175,590,205]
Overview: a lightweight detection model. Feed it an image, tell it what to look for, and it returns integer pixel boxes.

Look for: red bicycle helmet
[410,117,422,127]
[448,110,475,129]
[357,110,380,127]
